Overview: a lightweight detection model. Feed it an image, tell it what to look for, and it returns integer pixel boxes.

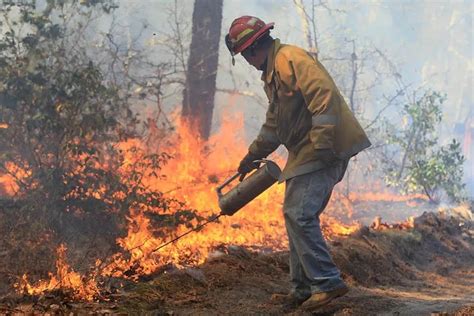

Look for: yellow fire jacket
[248,39,371,182]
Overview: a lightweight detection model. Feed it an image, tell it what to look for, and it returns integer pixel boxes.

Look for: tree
[0,1,202,279]
[182,0,223,140]
[382,91,465,203]
[0,1,124,187]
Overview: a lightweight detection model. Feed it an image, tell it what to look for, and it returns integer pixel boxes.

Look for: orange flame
[15,244,99,300]
[370,215,415,230]
[102,114,360,277]
[0,162,30,196]
[15,112,361,299]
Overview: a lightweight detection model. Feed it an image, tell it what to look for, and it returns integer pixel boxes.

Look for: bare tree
[293,0,318,56]
[291,1,414,197]
[182,0,223,140]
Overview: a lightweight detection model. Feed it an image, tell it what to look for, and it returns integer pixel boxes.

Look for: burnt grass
[0,197,123,298]
[0,203,473,315]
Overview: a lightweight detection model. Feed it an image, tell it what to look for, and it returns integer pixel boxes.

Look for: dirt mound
[333,210,474,288]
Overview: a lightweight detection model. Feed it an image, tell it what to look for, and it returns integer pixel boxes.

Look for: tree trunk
[182,0,223,140]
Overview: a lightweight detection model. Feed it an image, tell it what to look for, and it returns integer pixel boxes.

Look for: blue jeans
[283,159,348,297]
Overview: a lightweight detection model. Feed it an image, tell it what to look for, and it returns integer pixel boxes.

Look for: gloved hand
[316,148,338,166]
[237,152,261,181]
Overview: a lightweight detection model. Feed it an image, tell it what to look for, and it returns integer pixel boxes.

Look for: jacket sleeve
[248,107,281,158]
[276,49,338,150]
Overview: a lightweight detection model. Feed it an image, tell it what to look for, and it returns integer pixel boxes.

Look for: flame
[102,114,361,277]
[0,123,8,129]
[14,112,367,299]
[15,244,99,300]
[370,215,415,230]
[104,115,291,276]
[0,162,30,196]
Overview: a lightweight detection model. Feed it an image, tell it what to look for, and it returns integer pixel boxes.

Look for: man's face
[241,46,267,71]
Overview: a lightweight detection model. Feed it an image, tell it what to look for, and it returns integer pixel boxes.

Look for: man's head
[225,16,274,70]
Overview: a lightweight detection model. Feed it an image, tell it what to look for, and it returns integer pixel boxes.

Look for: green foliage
[0,2,201,250]
[0,2,127,194]
[383,91,465,203]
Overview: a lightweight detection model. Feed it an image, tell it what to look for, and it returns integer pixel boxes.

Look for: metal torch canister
[216,160,281,216]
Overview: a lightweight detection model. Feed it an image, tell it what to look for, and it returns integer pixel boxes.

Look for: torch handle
[216,172,240,198]
[216,160,270,198]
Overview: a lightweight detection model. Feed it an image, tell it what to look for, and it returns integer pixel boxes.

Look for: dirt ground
[1,208,473,315]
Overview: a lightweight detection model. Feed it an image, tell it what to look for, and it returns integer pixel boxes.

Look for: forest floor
[1,202,473,315]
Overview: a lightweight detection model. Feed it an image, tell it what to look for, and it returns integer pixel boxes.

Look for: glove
[316,148,338,166]
[237,152,261,181]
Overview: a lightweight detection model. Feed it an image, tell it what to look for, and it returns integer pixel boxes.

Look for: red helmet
[225,16,274,56]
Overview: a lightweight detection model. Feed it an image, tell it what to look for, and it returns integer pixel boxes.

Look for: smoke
[62,0,472,196]
[218,0,473,196]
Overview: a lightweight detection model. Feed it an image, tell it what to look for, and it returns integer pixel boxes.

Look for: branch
[347,39,357,112]
[216,88,267,108]
[364,89,405,130]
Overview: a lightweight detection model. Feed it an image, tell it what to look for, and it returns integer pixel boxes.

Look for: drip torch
[150,160,281,253]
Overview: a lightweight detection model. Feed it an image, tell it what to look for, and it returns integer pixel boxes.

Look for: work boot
[271,292,311,311]
[300,285,349,311]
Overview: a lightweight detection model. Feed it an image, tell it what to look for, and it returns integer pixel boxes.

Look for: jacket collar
[261,38,281,84]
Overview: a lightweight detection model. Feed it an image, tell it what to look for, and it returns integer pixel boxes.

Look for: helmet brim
[233,22,274,54]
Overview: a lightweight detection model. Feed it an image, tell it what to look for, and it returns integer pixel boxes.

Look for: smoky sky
[3,0,472,195]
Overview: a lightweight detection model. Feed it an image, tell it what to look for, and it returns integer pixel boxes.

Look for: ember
[0,162,30,196]
[370,215,415,230]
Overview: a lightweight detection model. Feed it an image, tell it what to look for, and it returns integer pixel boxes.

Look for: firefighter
[225,16,371,311]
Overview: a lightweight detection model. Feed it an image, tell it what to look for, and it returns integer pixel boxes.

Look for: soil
[1,209,473,315]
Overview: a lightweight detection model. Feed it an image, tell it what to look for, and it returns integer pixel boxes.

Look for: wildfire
[13,113,373,300]
[105,115,292,276]
[0,162,30,196]
[15,244,99,301]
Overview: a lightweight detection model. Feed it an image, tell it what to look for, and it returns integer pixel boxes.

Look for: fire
[371,215,415,230]
[0,123,8,129]
[14,113,362,299]
[105,115,292,276]
[16,244,99,300]
[0,162,30,196]
[102,114,361,277]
